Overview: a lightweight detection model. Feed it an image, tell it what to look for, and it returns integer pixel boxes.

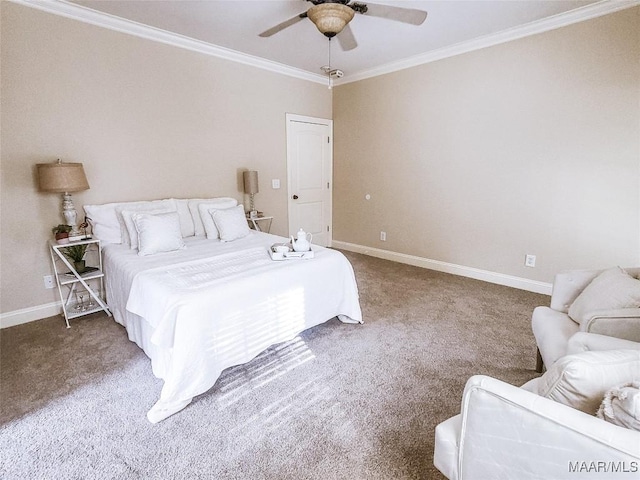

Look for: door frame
[285,113,333,246]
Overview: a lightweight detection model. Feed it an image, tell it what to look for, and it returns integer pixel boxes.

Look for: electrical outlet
[272,179,280,189]
[43,275,56,289]
[380,231,386,241]
[525,254,536,268]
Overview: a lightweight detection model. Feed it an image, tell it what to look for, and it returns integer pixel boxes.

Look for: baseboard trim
[1,301,62,329]
[331,240,552,295]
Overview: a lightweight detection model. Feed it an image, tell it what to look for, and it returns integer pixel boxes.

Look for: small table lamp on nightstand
[37,159,90,237]
[243,170,259,219]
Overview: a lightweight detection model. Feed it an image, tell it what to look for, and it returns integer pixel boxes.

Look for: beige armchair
[532,267,640,372]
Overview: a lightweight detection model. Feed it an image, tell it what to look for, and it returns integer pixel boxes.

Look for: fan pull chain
[328,38,332,90]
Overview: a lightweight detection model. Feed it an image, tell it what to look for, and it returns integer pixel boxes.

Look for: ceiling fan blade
[337,24,358,51]
[361,3,427,26]
[259,12,307,37]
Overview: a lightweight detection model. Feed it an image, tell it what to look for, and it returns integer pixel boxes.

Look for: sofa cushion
[597,381,640,431]
[568,267,640,325]
[521,349,640,414]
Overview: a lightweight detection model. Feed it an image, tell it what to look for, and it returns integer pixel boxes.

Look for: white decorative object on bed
[116,199,176,246]
[172,198,196,237]
[211,204,251,242]
[132,211,185,256]
[96,197,362,423]
[188,197,237,237]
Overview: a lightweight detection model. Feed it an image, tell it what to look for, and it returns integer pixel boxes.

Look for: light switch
[272,179,280,189]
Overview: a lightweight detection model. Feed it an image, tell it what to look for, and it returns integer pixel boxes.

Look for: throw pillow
[121,207,175,250]
[211,205,251,242]
[568,267,640,325]
[198,200,239,239]
[597,381,640,431]
[187,197,238,236]
[132,212,185,256]
[522,349,640,414]
[172,198,196,238]
[114,199,176,246]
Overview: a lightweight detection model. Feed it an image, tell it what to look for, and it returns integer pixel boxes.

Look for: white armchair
[434,374,640,480]
[532,267,640,372]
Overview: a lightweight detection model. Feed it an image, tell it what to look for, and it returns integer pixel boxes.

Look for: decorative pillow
[568,267,640,325]
[132,212,185,256]
[198,201,241,239]
[187,198,238,236]
[211,205,251,242]
[597,381,640,431]
[521,349,640,414]
[84,202,123,244]
[172,198,196,238]
[115,199,176,247]
[121,207,175,250]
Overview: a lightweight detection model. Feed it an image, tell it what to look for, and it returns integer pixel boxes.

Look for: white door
[286,114,332,247]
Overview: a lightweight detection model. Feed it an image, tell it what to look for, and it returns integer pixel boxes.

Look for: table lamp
[243,170,259,218]
[37,159,90,237]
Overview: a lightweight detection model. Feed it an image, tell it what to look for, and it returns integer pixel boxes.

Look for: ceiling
[29,1,633,83]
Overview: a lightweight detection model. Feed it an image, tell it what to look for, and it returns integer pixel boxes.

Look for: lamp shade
[243,170,259,195]
[37,162,89,193]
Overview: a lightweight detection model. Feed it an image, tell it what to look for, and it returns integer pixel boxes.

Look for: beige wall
[0,3,331,314]
[333,7,640,284]
[2,3,639,318]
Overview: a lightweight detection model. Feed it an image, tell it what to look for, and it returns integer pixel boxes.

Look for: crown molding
[10,0,639,86]
[336,0,640,85]
[9,0,328,85]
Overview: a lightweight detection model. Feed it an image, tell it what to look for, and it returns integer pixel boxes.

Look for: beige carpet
[0,251,547,479]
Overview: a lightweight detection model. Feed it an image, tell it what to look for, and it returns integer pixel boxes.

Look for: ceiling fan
[259,0,428,51]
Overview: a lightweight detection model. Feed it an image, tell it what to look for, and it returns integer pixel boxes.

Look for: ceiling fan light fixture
[307,3,355,37]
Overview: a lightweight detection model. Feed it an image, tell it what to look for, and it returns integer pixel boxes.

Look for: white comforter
[102,231,362,422]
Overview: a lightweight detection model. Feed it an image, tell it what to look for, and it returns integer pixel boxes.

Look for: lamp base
[62,192,80,236]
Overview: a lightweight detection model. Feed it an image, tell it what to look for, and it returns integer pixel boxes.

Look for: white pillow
[172,198,196,238]
[597,381,640,431]
[187,198,237,236]
[121,207,175,250]
[115,199,176,247]
[198,201,243,239]
[132,212,185,256]
[211,205,251,242]
[84,202,123,244]
[568,267,640,325]
[521,349,640,414]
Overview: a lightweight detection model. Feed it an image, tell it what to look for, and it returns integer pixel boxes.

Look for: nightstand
[49,238,111,328]
[247,215,273,233]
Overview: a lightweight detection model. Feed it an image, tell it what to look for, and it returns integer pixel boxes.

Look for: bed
[89,197,362,423]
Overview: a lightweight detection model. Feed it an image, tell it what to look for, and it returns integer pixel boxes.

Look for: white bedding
[102,231,362,423]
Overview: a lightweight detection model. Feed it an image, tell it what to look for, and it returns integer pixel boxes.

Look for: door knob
[292,195,298,200]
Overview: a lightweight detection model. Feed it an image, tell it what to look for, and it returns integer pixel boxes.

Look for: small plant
[61,244,88,263]
[52,224,72,244]
[52,224,72,235]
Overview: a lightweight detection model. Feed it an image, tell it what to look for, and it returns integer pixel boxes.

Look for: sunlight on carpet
[214,336,316,409]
